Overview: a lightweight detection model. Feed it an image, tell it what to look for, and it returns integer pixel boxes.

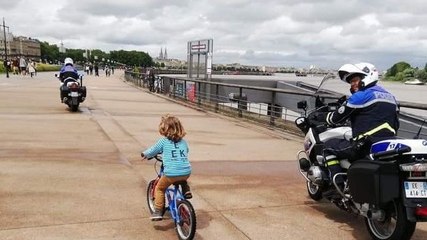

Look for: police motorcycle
[295,74,427,240]
[55,73,87,112]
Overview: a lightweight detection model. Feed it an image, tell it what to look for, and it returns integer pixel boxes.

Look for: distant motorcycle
[295,74,427,240]
[55,74,86,112]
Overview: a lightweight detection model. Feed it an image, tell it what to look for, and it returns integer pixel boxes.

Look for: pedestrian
[149,69,155,92]
[141,114,193,221]
[94,64,99,76]
[19,57,27,75]
[28,60,36,78]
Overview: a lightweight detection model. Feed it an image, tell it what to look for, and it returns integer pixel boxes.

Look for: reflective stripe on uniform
[326,160,340,166]
[326,112,333,125]
[354,122,396,140]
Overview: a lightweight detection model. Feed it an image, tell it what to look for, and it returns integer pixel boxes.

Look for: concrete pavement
[0,71,426,240]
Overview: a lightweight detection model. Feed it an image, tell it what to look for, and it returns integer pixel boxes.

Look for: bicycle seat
[173,180,188,186]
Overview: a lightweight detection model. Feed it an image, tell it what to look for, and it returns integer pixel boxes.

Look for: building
[158,47,168,60]
[0,35,41,60]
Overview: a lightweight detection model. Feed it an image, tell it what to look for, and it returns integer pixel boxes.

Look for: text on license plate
[70,92,78,97]
[404,181,427,198]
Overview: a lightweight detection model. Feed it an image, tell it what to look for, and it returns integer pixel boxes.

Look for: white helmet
[338,62,378,87]
[64,57,74,66]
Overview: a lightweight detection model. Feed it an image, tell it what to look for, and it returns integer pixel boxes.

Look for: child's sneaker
[150,209,163,221]
[184,191,193,199]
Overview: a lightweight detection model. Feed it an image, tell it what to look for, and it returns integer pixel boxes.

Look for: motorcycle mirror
[297,100,307,110]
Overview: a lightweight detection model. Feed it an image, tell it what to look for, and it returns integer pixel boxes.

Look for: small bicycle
[146,155,197,240]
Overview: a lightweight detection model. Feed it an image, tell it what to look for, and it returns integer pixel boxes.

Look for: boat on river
[404,79,425,85]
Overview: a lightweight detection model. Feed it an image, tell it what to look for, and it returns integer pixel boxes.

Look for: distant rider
[59,57,79,82]
[58,57,79,102]
[311,62,399,196]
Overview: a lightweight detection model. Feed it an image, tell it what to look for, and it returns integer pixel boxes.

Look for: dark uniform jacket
[325,85,399,141]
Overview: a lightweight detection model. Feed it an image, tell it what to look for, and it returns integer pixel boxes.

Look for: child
[141,114,192,221]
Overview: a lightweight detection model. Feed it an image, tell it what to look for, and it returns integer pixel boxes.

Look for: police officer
[58,57,80,102]
[59,57,79,82]
[315,62,399,196]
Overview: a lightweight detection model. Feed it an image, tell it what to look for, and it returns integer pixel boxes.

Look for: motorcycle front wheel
[365,200,416,240]
[307,181,323,201]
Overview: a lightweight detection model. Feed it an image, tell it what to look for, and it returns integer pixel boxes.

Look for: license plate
[404,181,427,198]
[70,92,78,97]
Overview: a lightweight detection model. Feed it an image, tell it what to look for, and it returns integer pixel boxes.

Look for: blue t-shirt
[143,137,191,177]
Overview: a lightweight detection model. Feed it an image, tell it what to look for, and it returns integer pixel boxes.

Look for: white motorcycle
[295,76,427,240]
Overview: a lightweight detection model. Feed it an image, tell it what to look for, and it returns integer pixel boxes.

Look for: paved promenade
[0,70,426,239]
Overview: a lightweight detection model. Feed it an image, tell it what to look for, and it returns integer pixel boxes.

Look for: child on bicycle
[141,114,192,221]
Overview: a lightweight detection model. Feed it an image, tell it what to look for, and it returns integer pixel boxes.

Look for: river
[210,73,427,119]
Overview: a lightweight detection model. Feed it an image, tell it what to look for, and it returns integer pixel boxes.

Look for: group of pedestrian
[84,63,114,77]
[2,57,37,77]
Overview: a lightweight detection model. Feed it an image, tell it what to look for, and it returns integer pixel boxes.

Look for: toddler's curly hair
[159,114,186,142]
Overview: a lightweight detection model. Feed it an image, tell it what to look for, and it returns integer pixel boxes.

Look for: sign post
[187,39,213,102]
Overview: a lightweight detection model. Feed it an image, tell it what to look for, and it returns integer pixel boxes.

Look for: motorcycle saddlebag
[79,86,86,97]
[61,86,69,99]
[79,86,87,101]
[348,160,399,206]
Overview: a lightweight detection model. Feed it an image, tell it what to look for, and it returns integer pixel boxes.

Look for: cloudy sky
[1,0,426,70]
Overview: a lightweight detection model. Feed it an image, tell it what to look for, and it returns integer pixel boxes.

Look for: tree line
[384,61,427,82]
[40,41,154,67]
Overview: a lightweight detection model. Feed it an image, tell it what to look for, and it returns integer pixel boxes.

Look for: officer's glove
[337,95,347,105]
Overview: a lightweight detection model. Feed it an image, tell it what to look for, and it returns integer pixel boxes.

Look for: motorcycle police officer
[59,57,79,82]
[312,62,400,196]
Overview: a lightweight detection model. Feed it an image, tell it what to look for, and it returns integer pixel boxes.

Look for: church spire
[159,47,163,59]
[164,47,168,60]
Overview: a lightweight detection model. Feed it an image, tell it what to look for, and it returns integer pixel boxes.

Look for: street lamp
[1,17,9,78]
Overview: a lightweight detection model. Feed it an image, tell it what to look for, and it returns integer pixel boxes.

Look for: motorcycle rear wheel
[365,200,416,240]
[307,181,323,201]
[70,104,79,112]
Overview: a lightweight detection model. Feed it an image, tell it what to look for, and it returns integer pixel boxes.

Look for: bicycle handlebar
[142,153,163,162]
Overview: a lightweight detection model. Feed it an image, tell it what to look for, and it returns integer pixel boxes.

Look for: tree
[40,41,60,63]
[386,61,411,77]
[65,48,85,63]
[402,68,415,80]
[415,69,427,82]
[110,50,153,67]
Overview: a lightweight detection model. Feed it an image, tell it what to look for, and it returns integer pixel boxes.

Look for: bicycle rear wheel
[175,199,196,240]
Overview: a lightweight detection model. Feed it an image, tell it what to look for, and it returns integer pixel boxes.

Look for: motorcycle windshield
[314,73,349,96]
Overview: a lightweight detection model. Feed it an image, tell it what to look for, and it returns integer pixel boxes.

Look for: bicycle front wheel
[146,180,157,214]
[146,179,165,215]
[175,199,196,240]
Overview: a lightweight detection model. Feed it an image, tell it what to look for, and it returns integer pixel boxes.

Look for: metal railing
[124,71,427,137]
